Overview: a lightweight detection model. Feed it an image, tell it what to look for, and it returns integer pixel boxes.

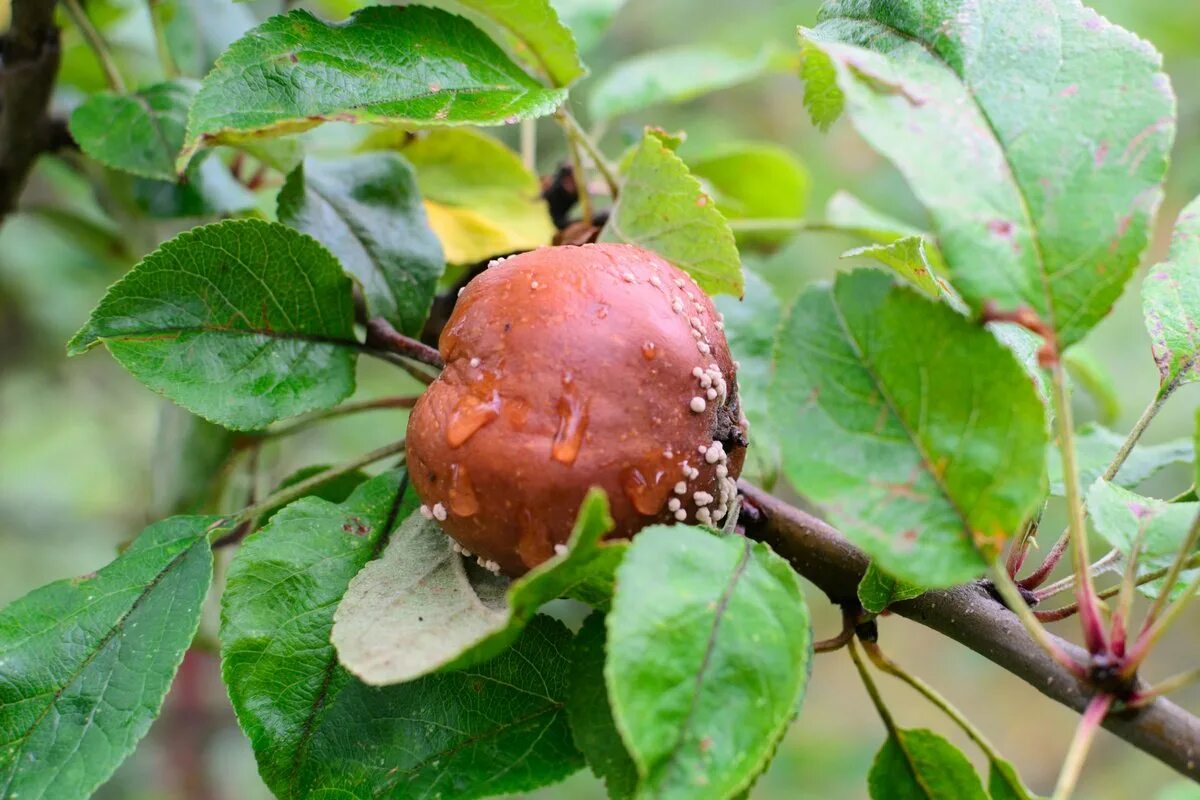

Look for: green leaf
[842,236,947,299]
[802,1,1175,348]
[567,613,638,800]
[181,7,566,168]
[689,143,809,222]
[68,219,358,431]
[452,0,586,87]
[606,526,811,799]
[601,129,742,297]
[331,489,620,684]
[222,471,582,798]
[69,79,197,181]
[278,153,445,336]
[0,517,215,800]
[1143,195,1200,393]
[550,0,626,51]
[858,561,925,615]
[589,45,779,122]
[868,728,988,800]
[771,270,1048,587]
[365,128,554,264]
[1088,480,1200,600]
[714,271,782,486]
[1047,422,1193,496]
[988,757,1041,800]
[257,464,370,525]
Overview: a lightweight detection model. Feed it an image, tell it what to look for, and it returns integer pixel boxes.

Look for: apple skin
[406,243,748,576]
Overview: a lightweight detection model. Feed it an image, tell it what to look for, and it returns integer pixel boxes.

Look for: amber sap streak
[550,384,589,465]
[446,391,502,448]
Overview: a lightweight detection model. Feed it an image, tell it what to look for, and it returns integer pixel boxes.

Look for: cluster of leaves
[1,0,1199,799]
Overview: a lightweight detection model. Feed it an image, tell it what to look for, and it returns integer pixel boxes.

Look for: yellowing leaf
[365,128,554,264]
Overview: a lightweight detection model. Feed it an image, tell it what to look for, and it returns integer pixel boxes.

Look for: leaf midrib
[827,290,976,539]
[653,538,752,790]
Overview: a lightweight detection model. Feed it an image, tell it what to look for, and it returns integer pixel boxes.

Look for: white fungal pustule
[706,388,718,400]
[623,271,636,283]
[705,441,724,464]
[692,367,704,379]
[554,544,569,556]
[693,491,714,507]
[674,481,688,495]
[650,275,663,288]
[419,504,433,520]
[668,498,682,512]
[696,341,711,355]
[698,444,708,454]
[696,507,714,526]
[674,508,688,521]
[432,502,448,521]
[672,297,685,314]
[690,396,707,413]
[674,278,686,289]
[531,280,540,289]
[469,357,481,368]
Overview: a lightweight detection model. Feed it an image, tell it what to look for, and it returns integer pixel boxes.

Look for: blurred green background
[2,0,1199,798]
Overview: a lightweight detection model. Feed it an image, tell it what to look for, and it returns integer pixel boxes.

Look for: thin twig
[263,395,419,440]
[561,120,592,224]
[146,0,179,78]
[862,641,1009,768]
[1035,553,1200,622]
[364,318,445,369]
[1051,694,1113,800]
[61,0,125,91]
[1022,390,1176,590]
[555,109,619,200]
[220,439,407,533]
[1035,549,1123,600]
[1131,667,1200,707]
[1050,362,1107,653]
[520,119,536,172]
[813,609,857,654]
[848,639,898,733]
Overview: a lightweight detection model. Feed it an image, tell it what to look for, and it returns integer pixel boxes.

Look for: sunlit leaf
[181,7,565,168]
[68,220,358,430]
[1047,422,1193,496]
[771,269,1047,586]
[1143,195,1200,394]
[802,1,1175,348]
[453,0,586,86]
[602,129,742,297]
[607,526,811,799]
[868,728,987,799]
[1088,480,1200,600]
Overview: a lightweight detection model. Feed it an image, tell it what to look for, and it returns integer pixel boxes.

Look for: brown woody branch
[738,482,1200,782]
[0,0,63,226]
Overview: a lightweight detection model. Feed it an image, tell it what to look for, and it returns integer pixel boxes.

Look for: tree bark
[0,0,62,225]
[739,481,1200,782]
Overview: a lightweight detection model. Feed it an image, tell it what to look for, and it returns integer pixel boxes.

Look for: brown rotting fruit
[405,243,749,576]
